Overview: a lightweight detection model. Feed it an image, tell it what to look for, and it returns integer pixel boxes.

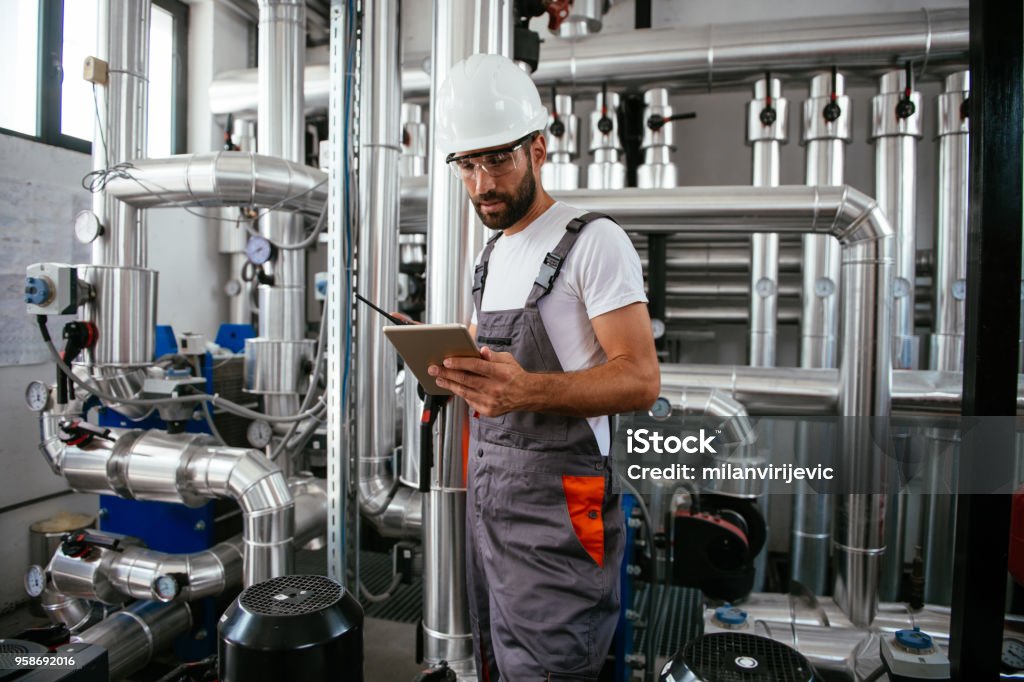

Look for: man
[428,53,660,681]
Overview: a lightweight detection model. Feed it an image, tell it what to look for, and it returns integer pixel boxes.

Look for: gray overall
[467,212,625,681]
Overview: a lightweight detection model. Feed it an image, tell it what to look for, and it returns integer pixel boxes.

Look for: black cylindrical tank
[219,574,363,682]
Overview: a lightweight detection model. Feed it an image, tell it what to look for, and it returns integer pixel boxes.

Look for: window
[0,0,187,156]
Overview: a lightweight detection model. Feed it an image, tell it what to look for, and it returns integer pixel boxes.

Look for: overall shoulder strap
[526,212,614,307]
[472,232,502,311]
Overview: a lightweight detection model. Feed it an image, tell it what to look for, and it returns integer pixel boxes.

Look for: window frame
[0,0,189,156]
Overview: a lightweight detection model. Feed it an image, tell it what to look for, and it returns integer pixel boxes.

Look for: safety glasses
[445,133,536,180]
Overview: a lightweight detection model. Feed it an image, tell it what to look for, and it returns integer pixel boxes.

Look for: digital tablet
[383,324,480,396]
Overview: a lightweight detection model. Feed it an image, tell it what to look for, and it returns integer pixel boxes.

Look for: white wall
[0,0,252,614]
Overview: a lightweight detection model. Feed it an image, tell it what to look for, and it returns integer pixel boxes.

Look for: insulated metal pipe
[355,0,412,533]
[209,9,969,108]
[922,71,969,607]
[542,184,894,623]
[104,152,328,215]
[637,88,678,189]
[248,0,309,434]
[801,71,849,368]
[72,600,191,681]
[52,429,294,585]
[871,68,923,602]
[92,0,150,269]
[541,94,581,190]
[747,76,788,367]
[82,0,156,417]
[421,0,503,674]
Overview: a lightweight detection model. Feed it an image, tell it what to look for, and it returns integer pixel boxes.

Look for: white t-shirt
[471,201,648,454]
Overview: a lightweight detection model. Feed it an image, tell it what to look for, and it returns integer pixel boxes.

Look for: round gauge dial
[24,565,46,598]
[754,277,776,298]
[245,236,275,266]
[224,279,243,297]
[25,381,51,412]
[1003,638,1024,671]
[893,277,911,299]
[648,396,673,421]
[814,277,836,298]
[152,574,180,602]
[650,318,666,340]
[247,420,274,449]
[74,210,104,245]
[951,279,967,301]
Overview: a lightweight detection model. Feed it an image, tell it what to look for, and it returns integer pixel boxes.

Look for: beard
[470,160,537,231]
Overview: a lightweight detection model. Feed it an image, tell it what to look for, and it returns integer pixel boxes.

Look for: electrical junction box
[880,628,950,681]
[25,263,88,315]
[83,56,108,85]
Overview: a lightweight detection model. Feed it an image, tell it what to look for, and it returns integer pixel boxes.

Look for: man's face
[453,137,539,231]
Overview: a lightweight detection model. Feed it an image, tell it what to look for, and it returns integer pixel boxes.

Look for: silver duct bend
[666,386,756,446]
[103,151,327,216]
[48,477,326,604]
[53,429,294,586]
[73,600,191,681]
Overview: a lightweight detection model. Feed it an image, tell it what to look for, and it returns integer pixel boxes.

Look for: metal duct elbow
[669,387,756,446]
[73,600,192,681]
[103,152,327,216]
[106,537,245,603]
[56,429,294,586]
[39,411,67,475]
[40,587,96,633]
[290,475,328,548]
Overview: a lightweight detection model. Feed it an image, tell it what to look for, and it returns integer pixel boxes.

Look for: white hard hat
[434,53,549,158]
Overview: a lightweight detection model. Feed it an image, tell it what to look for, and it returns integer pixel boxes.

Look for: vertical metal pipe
[747,76,787,368]
[247,0,310,438]
[355,0,402,518]
[423,0,507,674]
[792,71,848,595]
[931,71,970,373]
[800,71,848,368]
[92,0,150,270]
[325,0,349,588]
[922,70,970,606]
[541,94,581,190]
[871,68,922,602]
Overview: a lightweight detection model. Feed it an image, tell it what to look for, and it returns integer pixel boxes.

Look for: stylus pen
[355,293,413,326]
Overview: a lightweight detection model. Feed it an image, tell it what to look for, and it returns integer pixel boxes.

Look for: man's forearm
[520,356,660,418]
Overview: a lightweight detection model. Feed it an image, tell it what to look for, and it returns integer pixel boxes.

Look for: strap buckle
[473,263,487,292]
[534,252,565,293]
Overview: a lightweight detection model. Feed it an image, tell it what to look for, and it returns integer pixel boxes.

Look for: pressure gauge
[951,279,967,301]
[24,564,46,598]
[648,396,673,421]
[893,277,911,299]
[1003,638,1024,672]
[754,277,776,298]
[245,235,275,265]
[25,380,51,412]
[152,574,181,602]
[650,318,666,340]
[247,420,274,448]
[814,277,836,298]
[224,279,243,297]
[73,210,104,245]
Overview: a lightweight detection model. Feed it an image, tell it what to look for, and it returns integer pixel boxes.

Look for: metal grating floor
[359,551,425,623]
[632,583,704,657]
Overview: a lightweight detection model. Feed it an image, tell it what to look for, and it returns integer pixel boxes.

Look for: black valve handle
[759,71,777,126]
[597,82,614,134]
[549,85,565,137]
[647,111,697,131]
[895,60,917,120]
[822,65,842,122]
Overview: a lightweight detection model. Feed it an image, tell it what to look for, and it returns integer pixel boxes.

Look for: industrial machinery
[10,0,1018,680]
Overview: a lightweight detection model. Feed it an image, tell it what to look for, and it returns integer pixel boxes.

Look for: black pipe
[949,0,1023,679]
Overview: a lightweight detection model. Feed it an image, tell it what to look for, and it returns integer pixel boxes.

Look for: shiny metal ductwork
[46,427,294,585]
[420,0,509,674]
[747,76,788,368]
[871,67,923,603]
[210,10,969,108]
[587,90,626,189]
[921,70,971,608]
[553,0,606,40]
[40,587,97,633]
[103,152,328,215]
[81,0,157,421]
[72,600,192,681]
[541,94,581,190]
[354,0,424,539]
[245,0,313,453]
[536,184,893,624]
[47,477,325,604]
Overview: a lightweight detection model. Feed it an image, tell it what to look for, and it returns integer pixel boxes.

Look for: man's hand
[428,347,534,417]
